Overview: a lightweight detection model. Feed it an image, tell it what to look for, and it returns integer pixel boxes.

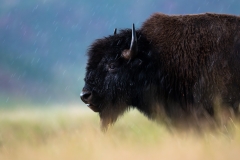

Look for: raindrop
[117,40,121,45]
[37,31,40,37]
[31,58,35,64]
[32,5,38,12]
[65,86,69,91]
[6,97,9,103]
[63,70,66,75]
[45,96,51,105]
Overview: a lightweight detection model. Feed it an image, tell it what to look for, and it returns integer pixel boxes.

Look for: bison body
[81,13,240,129]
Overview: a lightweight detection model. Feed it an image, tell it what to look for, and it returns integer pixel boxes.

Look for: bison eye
[109,63,115,69]
[107,62,118,72]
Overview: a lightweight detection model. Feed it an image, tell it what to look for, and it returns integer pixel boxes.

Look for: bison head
[80,24,160,129]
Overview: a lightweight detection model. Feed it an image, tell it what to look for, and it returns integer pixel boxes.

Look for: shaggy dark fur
[81,13,240,129]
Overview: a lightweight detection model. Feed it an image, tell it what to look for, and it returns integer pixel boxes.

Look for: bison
[81,13,240,129]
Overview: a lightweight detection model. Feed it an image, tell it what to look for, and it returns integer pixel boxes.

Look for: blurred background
[1,0,240,108]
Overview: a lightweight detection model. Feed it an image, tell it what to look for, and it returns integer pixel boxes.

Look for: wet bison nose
[80,90,92,103]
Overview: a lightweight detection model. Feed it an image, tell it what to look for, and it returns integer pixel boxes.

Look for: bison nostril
[80,91,92,102]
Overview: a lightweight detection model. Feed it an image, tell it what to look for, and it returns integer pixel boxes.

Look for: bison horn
[122,23,138,60]
[114,28,117,35]
[130,23,138,53]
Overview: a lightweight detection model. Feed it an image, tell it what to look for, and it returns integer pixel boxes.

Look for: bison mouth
[87,104,100,112]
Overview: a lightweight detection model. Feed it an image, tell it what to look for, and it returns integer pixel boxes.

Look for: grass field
[0,106,240,160]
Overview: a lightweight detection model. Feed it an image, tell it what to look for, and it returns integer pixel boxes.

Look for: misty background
[1,0,240,108]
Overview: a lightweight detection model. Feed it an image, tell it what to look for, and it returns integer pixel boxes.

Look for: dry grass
[0,106,240,160]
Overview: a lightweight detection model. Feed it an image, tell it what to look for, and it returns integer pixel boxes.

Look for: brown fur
[141,13,240,77]
[141,13,240,111]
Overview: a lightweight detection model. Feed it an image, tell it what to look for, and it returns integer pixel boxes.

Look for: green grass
[0,106,240,160]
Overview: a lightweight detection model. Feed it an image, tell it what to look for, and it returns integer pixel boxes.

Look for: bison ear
[114,28,117,35]
[122,23,138,60]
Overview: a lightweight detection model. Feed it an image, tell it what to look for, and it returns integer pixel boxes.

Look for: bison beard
[81,13,240,130]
